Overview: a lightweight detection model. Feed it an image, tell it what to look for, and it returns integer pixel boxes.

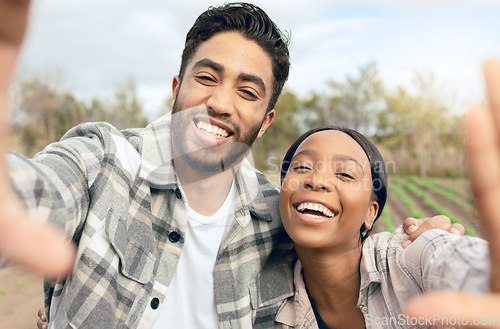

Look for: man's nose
[206,85,236,116]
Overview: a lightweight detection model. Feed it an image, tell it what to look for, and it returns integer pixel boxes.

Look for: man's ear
[364,201,379,231]
[257,109,275,138]
[171,75,181,107]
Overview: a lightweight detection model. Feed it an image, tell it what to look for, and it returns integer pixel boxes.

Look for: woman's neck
[297,245,366,329]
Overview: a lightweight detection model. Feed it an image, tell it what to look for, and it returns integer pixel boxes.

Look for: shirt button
[150,297,160,310]
[169,231,181,243]
[175,188,182,199]
[361,306,368,314]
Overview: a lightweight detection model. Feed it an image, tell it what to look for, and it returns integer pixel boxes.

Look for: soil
[419,187,484,238]
[0,265,43,329]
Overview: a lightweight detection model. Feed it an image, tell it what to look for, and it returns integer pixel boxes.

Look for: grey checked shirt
[273,227,490,329]
[6,112,295,329]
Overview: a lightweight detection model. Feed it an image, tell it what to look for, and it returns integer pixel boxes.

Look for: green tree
[252,89,301,182]
[376,72,463,177]
[316,62,385,134]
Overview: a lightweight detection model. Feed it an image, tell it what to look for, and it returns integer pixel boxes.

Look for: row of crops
[378,176,481,237]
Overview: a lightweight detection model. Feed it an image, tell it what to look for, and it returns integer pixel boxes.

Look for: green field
[374,175,482,237]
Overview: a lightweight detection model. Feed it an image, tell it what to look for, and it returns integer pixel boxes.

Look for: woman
[275,126,489,329]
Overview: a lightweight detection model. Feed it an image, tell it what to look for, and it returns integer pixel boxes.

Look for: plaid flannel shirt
[6,112,295,329]
[273,227,490,329]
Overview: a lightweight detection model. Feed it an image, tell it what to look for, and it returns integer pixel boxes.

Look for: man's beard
[170,98,264,173]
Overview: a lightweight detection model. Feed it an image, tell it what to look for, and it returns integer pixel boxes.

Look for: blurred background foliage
[9,62,466,179]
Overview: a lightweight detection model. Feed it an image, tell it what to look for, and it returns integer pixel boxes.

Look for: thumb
[405,292,500,328]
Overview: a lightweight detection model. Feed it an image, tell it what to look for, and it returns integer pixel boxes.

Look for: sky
[16,0,500,118]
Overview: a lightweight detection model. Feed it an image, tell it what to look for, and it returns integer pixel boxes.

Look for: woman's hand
[405,60,500,328]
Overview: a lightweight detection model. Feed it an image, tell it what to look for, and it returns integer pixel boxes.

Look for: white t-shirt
[152,181,237,329]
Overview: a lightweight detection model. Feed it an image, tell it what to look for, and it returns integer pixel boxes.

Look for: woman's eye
[337,172,354,180]
[291,165,311,173]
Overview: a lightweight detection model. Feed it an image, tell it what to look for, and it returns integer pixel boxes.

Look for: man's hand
[405,60,500,327]
[0,0,75,280]
[402,215,465,248]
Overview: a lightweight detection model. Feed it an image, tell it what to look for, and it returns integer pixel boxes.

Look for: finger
[404,216,451,246]
[465,104,500,292]
[405,291,500,328]
[403,217,420,234]
[0,0,31,45]
[37,319,46,329]
[37,307,46,321]
[484,60,500,129]
[449,223,465,236]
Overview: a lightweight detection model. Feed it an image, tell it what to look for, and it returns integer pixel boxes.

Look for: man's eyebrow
[238,73,266,97]
[193,58,224,73]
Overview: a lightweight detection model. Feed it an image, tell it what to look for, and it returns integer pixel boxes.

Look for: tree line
[10,63,465,178]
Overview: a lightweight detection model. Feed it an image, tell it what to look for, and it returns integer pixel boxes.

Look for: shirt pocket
[104,207,157,284]
[249,264,294,328]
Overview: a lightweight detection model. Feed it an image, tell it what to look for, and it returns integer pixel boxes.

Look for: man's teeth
[196,121,229,138]
[296,202,335,218]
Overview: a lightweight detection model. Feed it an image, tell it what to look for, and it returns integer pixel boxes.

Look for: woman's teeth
[296,202,335,218]
[196,121,229,138]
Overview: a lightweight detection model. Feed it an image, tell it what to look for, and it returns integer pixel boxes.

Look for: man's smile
[195,119,231,138]
[192,117,235,144]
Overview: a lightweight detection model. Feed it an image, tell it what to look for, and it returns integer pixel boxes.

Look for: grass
[0,287,6,295]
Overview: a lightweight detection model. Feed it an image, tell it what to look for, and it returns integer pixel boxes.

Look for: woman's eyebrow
[333,154,365,174]
[293,149,365,173]
[293,149,317,158]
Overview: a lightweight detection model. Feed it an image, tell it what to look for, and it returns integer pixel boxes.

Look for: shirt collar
[275,260,316,327]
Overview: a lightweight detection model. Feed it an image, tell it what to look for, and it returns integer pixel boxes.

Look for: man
[0,1,464,329]
[1,2,291,328]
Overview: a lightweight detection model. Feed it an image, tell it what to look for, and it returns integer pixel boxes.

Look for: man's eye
[240,89,258,100]
[196,75,217,84]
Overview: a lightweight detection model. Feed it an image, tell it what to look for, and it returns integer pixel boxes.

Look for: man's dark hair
[179,2,290,112]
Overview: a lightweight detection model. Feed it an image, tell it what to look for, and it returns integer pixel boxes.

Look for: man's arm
[406,60,500,327]
[0,0,75,279]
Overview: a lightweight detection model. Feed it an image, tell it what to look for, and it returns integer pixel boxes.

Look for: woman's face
[279,130,379,252]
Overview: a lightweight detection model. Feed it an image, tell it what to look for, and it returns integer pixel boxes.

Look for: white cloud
[16,1,500,117]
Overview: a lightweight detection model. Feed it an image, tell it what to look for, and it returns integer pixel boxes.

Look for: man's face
[171,31,275,173]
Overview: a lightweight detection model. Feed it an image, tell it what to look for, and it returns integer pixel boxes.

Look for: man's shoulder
[254,168,280,194]
[61,122,144,147]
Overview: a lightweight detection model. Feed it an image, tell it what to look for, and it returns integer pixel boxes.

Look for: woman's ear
[364,201,379,231]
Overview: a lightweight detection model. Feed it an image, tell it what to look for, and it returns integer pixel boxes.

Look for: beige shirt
[274,227,489,329]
